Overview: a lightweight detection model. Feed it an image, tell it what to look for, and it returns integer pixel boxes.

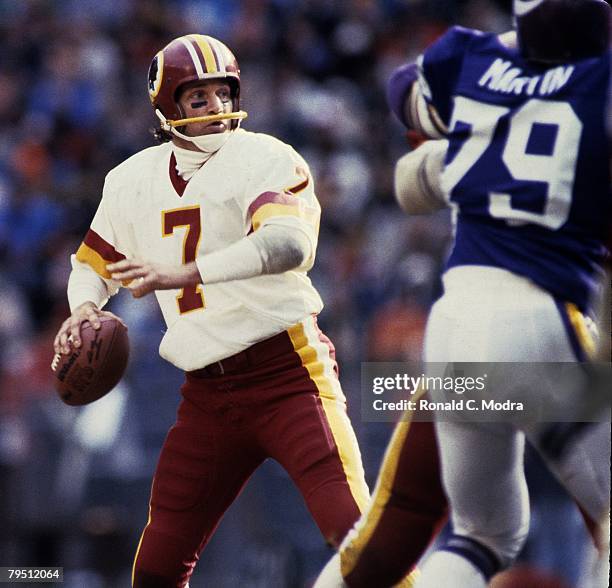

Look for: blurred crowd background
[0,0,599,586]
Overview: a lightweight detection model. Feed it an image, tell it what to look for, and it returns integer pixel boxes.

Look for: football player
[53,34,370,587]
[394,1,611,586]
[315,0,611,586]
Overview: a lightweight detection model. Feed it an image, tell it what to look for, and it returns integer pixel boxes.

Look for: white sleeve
[67,255,118,311]
[394,139,448,214]
[252,224,312,273]
[405,75,447,139]
[75,173,133,279]
[71,172,129,299]
[245,146,321,270]
[197,224,311,285]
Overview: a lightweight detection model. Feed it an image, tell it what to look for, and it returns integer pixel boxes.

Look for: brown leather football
[51,316,129,406]
[490,565,570,588]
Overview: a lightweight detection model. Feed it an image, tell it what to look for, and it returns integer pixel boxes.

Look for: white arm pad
[67,255,116,311]
[197,224,312,285]
[394,139,448,215]
[405,82,447,139]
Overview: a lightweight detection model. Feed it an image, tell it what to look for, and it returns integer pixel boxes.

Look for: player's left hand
[107,259,200,298]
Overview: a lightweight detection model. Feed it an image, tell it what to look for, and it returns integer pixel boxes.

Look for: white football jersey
[74,129,323,370]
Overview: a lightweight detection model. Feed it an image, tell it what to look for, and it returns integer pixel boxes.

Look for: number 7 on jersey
[162,206,205,314]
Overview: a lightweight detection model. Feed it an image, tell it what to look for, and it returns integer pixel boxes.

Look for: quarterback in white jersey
[73,127,323,371]
[53,34,368,588]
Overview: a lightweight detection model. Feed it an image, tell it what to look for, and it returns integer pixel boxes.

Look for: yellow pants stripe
[339,402,421,587]
[566,302,596,359]
[131,506,152,586]
[339,418,411,577]
[287,320,369,513]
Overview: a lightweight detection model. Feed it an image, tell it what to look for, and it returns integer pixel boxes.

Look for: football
[51,316,129,406]
[490,565,570,588]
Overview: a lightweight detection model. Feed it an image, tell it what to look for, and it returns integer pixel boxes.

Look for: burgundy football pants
[132,320,369,587]
[339,420,448,587]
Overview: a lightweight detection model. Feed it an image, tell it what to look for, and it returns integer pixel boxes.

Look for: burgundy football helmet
[514,0,610,63]
[148,34,247,132]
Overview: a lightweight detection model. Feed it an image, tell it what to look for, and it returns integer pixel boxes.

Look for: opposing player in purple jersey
[389,4,611,314]
[390,1,611,586]
[315,1,611,587]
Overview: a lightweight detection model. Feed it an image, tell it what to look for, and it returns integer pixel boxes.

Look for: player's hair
[515,0,610,64]
[151,125,172,143]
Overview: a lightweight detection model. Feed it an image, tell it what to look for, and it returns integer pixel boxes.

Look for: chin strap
[155,109,248,131]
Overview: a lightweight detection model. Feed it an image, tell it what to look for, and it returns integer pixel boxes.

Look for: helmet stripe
[191,35,218,74]
[178,37,205,78]
[207,37,225,71]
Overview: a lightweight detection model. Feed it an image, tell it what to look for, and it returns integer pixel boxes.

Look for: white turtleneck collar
[171,131,231,181]
[171,144,211,181]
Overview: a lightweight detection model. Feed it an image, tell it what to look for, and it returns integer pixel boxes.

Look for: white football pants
[424,266,610,568]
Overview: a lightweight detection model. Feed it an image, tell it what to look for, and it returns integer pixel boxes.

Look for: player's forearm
[107,225,312,298]
[67,256,112,311]
[395,139,448,214]
[197,224,312,284]
[252,224,312,274]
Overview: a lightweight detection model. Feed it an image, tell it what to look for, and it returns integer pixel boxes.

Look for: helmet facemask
[148,35,248,144]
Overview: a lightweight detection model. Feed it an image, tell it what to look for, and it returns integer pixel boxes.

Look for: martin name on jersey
[73,129,322,371]
[419,26,611,312]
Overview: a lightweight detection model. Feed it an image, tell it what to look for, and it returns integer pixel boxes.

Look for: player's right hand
[53,302,125,355]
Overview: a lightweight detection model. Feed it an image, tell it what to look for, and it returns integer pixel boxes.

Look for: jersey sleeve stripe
[249,190,319,230]
[83,228,126,262]
[251,203,303,231]
[287,174,310,194]
[251,202,320,232]
[76,229,126,279]
[248,190,297,216]
[75,243,114,279]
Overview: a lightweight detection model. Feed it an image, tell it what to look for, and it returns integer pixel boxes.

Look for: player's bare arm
[53,301,125,355]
